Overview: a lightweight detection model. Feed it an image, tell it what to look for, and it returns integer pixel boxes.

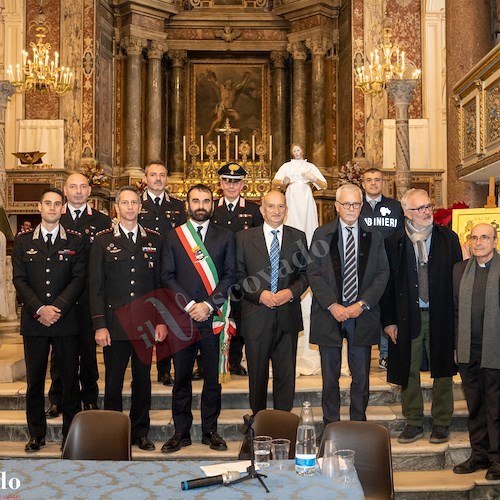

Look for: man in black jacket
[46,172,111,418]
[13,188,86,451]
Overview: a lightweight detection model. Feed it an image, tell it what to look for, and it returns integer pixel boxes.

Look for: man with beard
[380,189,462,444]
[161,184,235,453]
[46,172,111,418]
[139,160,186,386]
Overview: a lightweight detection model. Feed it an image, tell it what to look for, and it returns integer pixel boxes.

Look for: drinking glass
[254,435,272,467]
[321,439,337,477]
[334,449,356,484]
[271,438,290,470]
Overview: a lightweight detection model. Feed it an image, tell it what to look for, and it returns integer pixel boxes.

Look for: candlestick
[217,135,221,161]
[200,135,204,162]
[183,136,186,162]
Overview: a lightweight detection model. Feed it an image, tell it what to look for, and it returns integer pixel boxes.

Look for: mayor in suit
[12,188,86,452]
[236,190,308,415]
[47,172,111,418]
[212,162,264,377]
[308,183,389,425]
[161,183,236,453]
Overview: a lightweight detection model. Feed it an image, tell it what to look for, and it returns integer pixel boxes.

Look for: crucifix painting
[193,62,266,142]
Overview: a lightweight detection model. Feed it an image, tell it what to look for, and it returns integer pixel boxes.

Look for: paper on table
[200,461,258,476]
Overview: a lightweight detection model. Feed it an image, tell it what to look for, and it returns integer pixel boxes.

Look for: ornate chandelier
[354,14,420,95]
[6,3,74,95]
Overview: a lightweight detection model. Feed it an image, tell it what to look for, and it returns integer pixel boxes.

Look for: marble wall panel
[352,0,365,159]
[130,13,164,32]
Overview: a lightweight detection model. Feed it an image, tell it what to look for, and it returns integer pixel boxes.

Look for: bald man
[236,190,308,414]
[46,173,111,417]
[453,223,500,480]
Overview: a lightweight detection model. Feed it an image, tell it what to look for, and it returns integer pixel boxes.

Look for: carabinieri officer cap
[217,162,247,181]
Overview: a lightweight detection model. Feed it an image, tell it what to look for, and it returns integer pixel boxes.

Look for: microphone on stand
[181,470,241,491]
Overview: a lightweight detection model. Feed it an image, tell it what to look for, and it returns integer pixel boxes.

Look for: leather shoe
[229,364,248,376]
[25,437,46,452]
[161,432,192,453]
[83,403,100,411]
[429,425,450,443]
[485,462,500,481]
[45,404,61,419]
[454,456,490,474]
[202,431,227,451]
[162,373,174,386]
[192,368,203,380]
[132,436,155,451]
[397,425,424,443]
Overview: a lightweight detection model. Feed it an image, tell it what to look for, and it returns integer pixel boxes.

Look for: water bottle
[295,401,317,475]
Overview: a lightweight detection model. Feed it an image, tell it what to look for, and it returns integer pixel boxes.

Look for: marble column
[0,81,16,209]
[386,79,417,200]
[446,0,493,205]
[123,36,146,175]
[168,50,187,176]
[146,42,165,164]
[288,41,308,149]
[270,50,288,172]
[306,37,330,171]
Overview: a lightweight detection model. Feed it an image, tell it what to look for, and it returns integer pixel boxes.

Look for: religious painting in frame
[191,61,267,145]
[452,208,500,257]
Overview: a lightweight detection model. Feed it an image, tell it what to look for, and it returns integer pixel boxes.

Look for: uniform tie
[74,209,81,220]
[343,226,358,303]
[128,231,135,244]
[227,203,234,212]
[270,229,280,293]
[154,197,161,206]
[46,233,53,251]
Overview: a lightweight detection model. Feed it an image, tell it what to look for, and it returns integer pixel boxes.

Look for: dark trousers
[103,340,152,439]
[459,348,500,463]
[319,318,371,423]
[23,335,79,438]
[49,301,99,406]
[172,331,221,435]
[245,323,298,415]
[228,301,244,368]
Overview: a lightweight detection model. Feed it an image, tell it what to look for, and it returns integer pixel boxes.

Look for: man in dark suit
[161,184,235,453]
[308,183,389,425]
[46,172,111,418]
[380,189,461,444]
[138,160,186,386]
[90,186,167,451]
[213,162,263,376]
[236,190,308,414]
[12,187,86,452]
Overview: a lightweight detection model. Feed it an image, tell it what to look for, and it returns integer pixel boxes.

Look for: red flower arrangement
[433,201,469,228]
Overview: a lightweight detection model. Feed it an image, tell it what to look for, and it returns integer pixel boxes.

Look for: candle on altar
[235,135,238,160]
[489,176,496,197]
[200,135,204,161]
[217,135,221,161]
[269,135,272,161]
[183,136,186,162]
[252,135,255,161]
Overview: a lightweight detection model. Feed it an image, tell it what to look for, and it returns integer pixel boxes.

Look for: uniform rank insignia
[58,249,76,255]
[142,247,156,253]
[26,249,38,255]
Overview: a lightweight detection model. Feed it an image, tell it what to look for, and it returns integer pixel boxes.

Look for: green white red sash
[175,221,236,382]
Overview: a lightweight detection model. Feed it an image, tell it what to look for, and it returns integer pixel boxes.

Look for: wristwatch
[358,300,370,311]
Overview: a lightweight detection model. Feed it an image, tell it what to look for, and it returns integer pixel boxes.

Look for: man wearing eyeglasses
[452,223,500,481]
[308,183,389,425]
[380,188,462,445]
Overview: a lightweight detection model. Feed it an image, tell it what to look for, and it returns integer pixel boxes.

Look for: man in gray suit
[236,190,308,415]
[308,183,389,425]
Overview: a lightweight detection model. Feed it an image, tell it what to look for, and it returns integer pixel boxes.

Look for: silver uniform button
[47,257,51,261]
[131,268,135,273]
[46,269,50,273]
[131,280,135,285]
[46,293,51,297]
[131,256,135,260]
[130,292,135,297]
[46,280,50,285]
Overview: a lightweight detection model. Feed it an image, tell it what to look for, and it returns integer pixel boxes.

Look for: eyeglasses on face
[337,202,362,210]
[407,204,434,214]
[470,234,496,243]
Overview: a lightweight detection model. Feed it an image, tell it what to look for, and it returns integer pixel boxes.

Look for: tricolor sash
[175,221,235,382]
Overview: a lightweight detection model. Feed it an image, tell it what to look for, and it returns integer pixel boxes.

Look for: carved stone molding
[215,26,242,43]
[148,41,167,59]
[305,36,331,57]
[122,36,147,56]
[288,41,307,60]
[170,49,187,67]
[270,50,288,68]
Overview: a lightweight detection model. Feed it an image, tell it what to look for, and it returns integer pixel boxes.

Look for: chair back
[62,410,132,460]
[238,409,300,460]
[319,421,394,500]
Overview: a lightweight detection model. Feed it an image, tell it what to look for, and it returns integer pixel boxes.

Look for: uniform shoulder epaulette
[144,228,161,236]
[16,228,34,236]
[66,228,82,237]
[96,228,113,236]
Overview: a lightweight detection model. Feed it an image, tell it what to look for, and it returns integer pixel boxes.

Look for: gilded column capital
[270,50,288,69]
[305,37,332,57]
[122,36,147,56]
[170,50,187,68]
[288,41,307,60]
[0,81,15,108]
[148,41,167,60]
